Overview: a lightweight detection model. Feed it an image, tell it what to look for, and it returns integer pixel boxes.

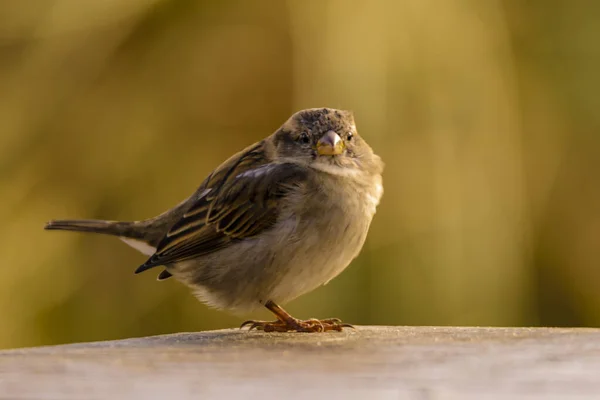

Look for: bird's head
[272,108,383,177]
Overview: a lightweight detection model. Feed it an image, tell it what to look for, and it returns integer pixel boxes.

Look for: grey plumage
[45,108,383,331]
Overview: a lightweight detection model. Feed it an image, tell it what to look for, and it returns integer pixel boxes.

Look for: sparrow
[45,108,384,333]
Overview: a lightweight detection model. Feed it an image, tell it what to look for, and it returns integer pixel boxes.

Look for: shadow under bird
[45,108,384,332]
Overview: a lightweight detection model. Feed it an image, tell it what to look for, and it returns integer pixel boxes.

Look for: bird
[45,108,384,332]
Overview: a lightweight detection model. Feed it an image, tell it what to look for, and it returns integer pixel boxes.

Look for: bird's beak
[317,131,344,156]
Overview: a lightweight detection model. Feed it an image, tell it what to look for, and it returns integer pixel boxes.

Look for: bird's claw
[240,317,353,333]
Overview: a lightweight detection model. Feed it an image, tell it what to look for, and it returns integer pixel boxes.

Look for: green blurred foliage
[0,0,599,349]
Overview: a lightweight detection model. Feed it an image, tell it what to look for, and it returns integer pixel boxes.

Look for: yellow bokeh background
[1,0,599,349]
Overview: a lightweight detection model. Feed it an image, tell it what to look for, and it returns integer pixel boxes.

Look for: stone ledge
[1,326,600,399]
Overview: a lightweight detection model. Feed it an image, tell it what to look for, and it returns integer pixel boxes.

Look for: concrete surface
[1,326,600,399]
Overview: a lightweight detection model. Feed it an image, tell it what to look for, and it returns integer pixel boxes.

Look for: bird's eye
[347,132,354,141]
[298,132,310,144]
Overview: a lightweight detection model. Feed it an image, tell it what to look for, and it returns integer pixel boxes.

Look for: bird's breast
[266,173,382,303]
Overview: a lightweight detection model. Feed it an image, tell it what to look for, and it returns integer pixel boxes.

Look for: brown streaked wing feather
[157,270,172,280]
[135,142,308,272]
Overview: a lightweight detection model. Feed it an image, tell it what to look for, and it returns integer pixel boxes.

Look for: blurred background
[1,0,599,349]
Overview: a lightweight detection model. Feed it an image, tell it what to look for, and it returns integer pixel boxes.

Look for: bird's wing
[135,141,308,273]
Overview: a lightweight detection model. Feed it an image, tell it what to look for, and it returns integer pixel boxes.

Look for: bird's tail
[45,218,171,278]
[44,219,144,239]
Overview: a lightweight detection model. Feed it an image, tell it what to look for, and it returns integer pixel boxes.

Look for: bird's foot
[240,317,353,333]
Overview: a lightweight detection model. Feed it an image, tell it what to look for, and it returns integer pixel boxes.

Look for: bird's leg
[240,300,353,333]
